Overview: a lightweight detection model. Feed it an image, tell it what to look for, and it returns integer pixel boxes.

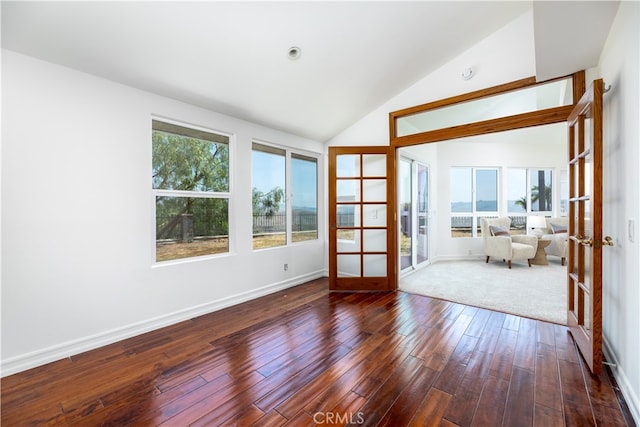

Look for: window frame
[151,117,233,265]
[291,152,319,243]
[450,166,500,238]
[251,139,319,250]
[506,167,555,215]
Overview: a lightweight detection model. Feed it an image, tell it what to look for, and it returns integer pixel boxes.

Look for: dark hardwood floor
[1,278,633,426]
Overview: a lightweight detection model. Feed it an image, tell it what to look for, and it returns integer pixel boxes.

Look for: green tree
[253,186,284,217]
[515,196,527,211]
[531,185,552,211]
[152,132,228,192]
[153,130,229,240]
[514,185,551,211]
[513,185,552,212]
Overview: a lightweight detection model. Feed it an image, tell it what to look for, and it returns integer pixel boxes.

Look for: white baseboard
[603,336,640,426]
[1,271,326,377]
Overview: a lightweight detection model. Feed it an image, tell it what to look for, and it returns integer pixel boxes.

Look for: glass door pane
[329,146,392,291]
[399,159,412,271]
[417,164,429,265]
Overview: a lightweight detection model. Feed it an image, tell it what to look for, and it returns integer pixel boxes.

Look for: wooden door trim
[390,71,585,148]
[566,79,604,375]
[328,146,396,292]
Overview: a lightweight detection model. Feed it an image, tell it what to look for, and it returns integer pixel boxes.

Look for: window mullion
[285,150,292,245]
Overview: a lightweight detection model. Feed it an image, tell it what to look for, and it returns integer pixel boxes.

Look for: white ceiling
[1,1,619,142]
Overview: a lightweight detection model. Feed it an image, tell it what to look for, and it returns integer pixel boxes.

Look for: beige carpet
[400,258,567,324]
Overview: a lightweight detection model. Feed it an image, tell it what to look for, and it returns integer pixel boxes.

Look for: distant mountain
[292,206,317,214]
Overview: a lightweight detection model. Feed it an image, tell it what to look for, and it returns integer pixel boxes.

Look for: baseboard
[603,335,640,426]
[0,271,325,377]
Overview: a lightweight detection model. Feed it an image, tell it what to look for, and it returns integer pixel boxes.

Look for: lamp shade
[528,215,547,229]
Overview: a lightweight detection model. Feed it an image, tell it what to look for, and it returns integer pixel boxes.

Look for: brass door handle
[580,237,593,247]
[575,235,613,247]
[576,235,593,247]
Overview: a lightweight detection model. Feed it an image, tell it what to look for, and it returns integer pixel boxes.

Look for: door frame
[327,71,587,292]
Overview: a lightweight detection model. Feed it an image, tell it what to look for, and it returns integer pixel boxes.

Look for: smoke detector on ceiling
[461,67,474,80]
[288,46,302,60]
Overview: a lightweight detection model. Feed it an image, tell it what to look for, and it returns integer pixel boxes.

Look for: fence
[158,212,322,242]
[253,212,319,234]
[450,215,527,231]
[156,213,228,243]
[161,213,531,242]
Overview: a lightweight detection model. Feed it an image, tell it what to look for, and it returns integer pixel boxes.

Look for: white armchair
[480,217,538,269]
[542,217,569,265]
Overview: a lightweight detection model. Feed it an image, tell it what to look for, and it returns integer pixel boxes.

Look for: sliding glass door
[416,164,429,265]
[399,157,429,272]
[399,159,412,270]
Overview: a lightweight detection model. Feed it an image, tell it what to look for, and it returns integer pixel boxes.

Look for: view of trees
[514,184,552,211]
[153,120,318,259]
[152,124,230,242]
[252,186,284,217]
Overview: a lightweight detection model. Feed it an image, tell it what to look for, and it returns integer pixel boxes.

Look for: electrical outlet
[284,263,289,271]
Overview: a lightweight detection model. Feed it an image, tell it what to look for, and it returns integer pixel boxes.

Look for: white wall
[1,50,326,375]
[598,1,640,422]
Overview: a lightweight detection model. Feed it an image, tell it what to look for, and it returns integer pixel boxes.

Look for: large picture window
[252,142,318,249]
[152,119,230,262]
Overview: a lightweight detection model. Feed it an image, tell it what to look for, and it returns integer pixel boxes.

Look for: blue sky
[252,150,317,209]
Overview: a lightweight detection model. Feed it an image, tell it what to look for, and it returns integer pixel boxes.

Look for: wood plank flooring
[1,278,633,426]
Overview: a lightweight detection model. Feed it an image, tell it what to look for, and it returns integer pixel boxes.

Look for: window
[252,142,318,249]
[450,167,498,237]
[529,169,553,212]
[559,170,568,215]
[394,76,574,138]
[152,119,230,262]
[506,168,553,214]
[291,153,318,242]
[252,143,286,249]
[449,166,558,239]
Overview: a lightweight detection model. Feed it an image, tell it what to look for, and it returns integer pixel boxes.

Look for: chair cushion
[512,242,536,259]
[490,225,510,237]
[550,223,567,234]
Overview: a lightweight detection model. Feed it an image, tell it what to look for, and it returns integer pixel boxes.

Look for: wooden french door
[567,78,611,375]
[328,146,396,291]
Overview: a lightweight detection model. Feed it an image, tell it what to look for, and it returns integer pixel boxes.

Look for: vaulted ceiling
[1,1,619,142]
